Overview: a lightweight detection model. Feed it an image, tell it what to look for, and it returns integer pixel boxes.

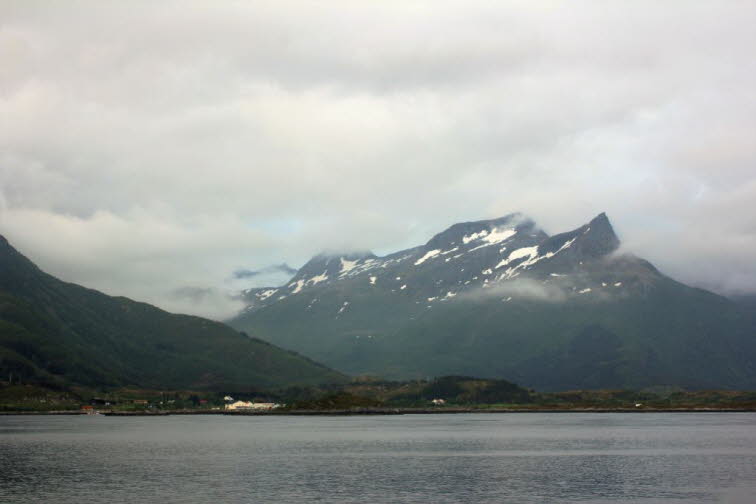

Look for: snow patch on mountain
[290,279,305,294]
[257,289,278,301]
[468,243,489,252]
[495,246,539,270]
[482,228,517,245]
[309,272,329,285]
[339,257,358,275]
[495,238,577,279]
[462,230,489,244]
[335,257,387,278]
[464,228,517,252]
[415,249,442,265]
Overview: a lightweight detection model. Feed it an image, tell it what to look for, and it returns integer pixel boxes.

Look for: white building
[225,401,281,411]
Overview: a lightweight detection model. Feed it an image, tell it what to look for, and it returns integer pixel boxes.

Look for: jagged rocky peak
[583,212,620,256]
[549,212,619,257]
[424,212,546,251]
[515,212,620,277]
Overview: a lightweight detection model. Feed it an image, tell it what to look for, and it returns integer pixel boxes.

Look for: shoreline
[3,407,756,416]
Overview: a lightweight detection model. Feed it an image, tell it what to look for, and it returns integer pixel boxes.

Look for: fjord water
[2,413,756,503]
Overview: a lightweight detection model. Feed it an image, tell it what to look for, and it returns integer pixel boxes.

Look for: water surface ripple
[2,413,755,503]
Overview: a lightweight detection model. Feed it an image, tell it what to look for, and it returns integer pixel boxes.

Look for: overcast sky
[1,1,755,319]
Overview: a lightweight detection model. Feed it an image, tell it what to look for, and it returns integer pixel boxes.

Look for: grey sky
[1,1,755,319]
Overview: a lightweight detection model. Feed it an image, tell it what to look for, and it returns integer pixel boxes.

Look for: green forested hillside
[0,235,345,390]
[234,270,756,390]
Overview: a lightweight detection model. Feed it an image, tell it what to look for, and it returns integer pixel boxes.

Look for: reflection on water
[1,413,756,503]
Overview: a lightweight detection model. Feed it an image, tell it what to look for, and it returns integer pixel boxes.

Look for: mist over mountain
[231,212,756,391]
[233,264,298,280]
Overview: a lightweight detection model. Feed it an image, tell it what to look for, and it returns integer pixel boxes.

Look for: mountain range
[0,235,345,391]
[231,212,756,391]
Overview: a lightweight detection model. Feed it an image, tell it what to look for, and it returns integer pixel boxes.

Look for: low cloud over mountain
[233,264,298,280]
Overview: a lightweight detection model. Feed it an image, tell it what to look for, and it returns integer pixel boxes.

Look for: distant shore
[3,407,756,416]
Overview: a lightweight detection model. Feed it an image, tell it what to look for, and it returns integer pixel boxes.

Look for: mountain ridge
[238,211,621,309]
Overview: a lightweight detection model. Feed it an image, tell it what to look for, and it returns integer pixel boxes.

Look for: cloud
[232,264,297,280]
[1,1,755,317]
[463,278,568,304]
[171,286,214,303]
[168,286,242,321]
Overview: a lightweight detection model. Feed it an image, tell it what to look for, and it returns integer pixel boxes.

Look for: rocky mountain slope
[231,213,756,390]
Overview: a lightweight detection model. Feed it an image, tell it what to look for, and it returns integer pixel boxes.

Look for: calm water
[2,413,756,503]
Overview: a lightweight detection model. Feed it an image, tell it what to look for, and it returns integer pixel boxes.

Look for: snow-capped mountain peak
[240,212,623,308]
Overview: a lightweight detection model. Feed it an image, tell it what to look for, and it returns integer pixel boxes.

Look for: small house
[225,401,281,411]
